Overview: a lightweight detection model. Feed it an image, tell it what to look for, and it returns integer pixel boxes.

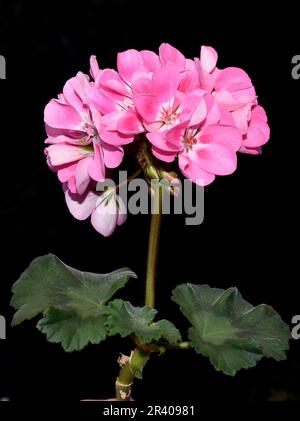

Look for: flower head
[44,43,270,235]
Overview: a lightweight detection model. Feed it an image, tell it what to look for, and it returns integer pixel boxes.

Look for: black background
[0,0,299,405]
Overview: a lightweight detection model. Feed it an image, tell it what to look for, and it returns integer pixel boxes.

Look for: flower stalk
[115,347,150,401]
[115,178,163,400]
[145,186,162,308]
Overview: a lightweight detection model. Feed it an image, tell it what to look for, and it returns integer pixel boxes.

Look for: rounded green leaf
[11,254,137,351]
[171,283,290,376]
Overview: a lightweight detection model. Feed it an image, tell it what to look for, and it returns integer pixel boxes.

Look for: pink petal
[159,43,186,69]
[72,72,90,100]
[44,100,82,131]
[117,49,144,83]
[181,92,208,126]
[89,104,103,133]
[117,110,144,135]
[132,77,152,96]
[140,50,160,72]
[98,68,130,98]
[57,162,77,182]
[190,99,207,126]
[239,145,262,155]
[215,67,256,109]
[147,131,180,152]
[45,124,69,138]
[67,176,77,194]
[64,185,98,220]
[243,126,269,148]
[251,105,268,123]
[213,90,239,110]
[91,193,118,236]
[45,144,93,166]
[152,67,180,100]
[200,46,218,73]
[99,124,134,146]
[202,99,221,127]
[101,110,124,131]
[215,67,254,92]
[89,142,106,182]
[88,87,115,115]
[102,142,124,168]
[90,55,101,80]
[197,65,215,92]
[134,94,161,122]
[151,145,177,163]
[231,104,252,134]
[249,105,270,140]
[165,123,186,149]
[178,69,200,94]
[62,73,90,113]
[179,153,215,186]
[46,134,91,146]
[219,109,235,126]
[75,157,93,195]
[200,125,242,152]
[63,79,84,114]
[196,142,237,175]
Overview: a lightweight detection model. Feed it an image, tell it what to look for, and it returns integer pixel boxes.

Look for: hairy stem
[115,186,163,400]
[115,348,149,401]
[145,186,162,308]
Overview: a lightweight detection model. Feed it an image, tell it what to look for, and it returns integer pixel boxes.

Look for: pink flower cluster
[44,43,270,235]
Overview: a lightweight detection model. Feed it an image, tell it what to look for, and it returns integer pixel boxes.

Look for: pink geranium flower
[64,185,127,237]
[232,104,270,155]
[161,123,242,186]
[44,43,271,235]
[87,51,160,146]
[196,45,256,110]
[133,67,218,159]
[159,43,200,94]
[196,45,270,154]
[44,72,124,195]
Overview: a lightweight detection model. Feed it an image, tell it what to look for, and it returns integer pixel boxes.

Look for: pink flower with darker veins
[44,72,124,195]
[196,45,270,154]
[87,50,160,146]
[64,186,127,237]
[43,43,271,236]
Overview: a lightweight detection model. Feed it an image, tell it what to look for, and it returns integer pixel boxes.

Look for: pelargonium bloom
[44,72,124,195]
[64,185,127,237]
[44,43,270,236]
[87,50,160,146]
[163,123,242,185]
[196,45,269,154]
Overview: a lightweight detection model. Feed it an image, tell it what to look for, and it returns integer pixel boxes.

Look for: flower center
[84,123,97,137]
[160,106,178,126]
[183,129,198,151]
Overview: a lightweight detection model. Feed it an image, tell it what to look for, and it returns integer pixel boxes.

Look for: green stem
[145,186,162,308]
[115,187,163,400]
[115,348,149,401]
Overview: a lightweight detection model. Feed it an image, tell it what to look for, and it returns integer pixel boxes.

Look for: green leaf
[11,254,137,351]
[106,299,181,344]
[37,307,107,352]
[171,284,290,376]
